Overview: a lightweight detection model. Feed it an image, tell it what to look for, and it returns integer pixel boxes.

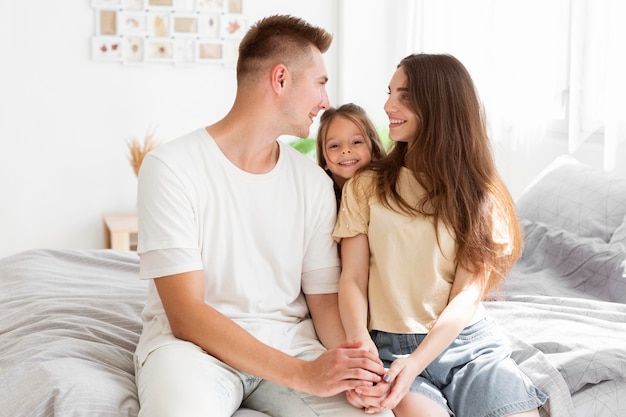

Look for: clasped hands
[332,339,420,414]
[306,339,395,414]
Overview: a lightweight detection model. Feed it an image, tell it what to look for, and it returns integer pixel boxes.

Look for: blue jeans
[372,318,547,417]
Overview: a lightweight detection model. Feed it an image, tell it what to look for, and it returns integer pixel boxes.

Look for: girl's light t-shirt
[333,167,458,334]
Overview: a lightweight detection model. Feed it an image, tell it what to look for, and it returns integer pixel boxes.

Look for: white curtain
[568,0,626,169]
[401,0,626,169]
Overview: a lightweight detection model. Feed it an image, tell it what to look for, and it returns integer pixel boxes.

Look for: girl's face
[384,67,419,143]
[323,116,373,187]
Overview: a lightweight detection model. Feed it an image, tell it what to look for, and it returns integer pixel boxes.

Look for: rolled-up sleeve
[332,175,371,242]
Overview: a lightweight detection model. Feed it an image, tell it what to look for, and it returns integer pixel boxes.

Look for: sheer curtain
[401,0,625,170]
[568,0,626,169]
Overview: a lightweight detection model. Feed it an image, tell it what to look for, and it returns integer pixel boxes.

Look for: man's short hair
[237,15,333,85]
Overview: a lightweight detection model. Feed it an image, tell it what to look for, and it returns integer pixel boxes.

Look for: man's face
[282,47,330,138]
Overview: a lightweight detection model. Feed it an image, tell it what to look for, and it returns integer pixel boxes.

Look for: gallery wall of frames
[91,0,247,65]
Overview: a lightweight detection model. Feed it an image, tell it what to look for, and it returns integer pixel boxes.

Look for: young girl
[316,103,386,205]
[333,54,547,417]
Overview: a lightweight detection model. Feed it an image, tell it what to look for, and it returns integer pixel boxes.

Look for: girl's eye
[327,143,338,150]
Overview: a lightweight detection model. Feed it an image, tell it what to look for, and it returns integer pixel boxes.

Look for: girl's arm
[379,265,486,410]
[338,233,376,352]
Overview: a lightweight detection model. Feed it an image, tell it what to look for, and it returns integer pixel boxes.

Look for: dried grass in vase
[127,129,161,177]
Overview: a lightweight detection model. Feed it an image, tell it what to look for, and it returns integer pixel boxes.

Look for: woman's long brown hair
[368,53,522,296]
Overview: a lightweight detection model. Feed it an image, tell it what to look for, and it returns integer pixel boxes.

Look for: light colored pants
[136,341,394,417]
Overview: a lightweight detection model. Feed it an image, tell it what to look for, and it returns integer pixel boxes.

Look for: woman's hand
[379,356,423,411]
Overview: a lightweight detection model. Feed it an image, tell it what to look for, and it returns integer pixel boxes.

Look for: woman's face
[384,67,419,143]
[323,116,373,187]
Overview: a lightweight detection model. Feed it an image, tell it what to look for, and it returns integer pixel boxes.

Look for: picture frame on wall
[197,13,220,39]
[96,8,119,36]
[196,0,225,12]
[91,0,246,66]
[147,11,171,37]
[120,12,148,36]
[220,14,247,39]
[123,36,145,63]
[172,14,199,36]
[121,0,144,10]
[92,36,123,61]
[147,0,174,8]
[145,39,175,62]
[174,0,196,11]
[197,41,223,62]
[174,38,197,65]
[227,0,242,13]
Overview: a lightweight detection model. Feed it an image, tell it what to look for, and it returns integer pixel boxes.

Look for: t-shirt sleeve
[136,153,203,279]
[301,173,342,294]
[332,176,370,241]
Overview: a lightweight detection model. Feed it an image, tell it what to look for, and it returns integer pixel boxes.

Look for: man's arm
[154,270,385,397]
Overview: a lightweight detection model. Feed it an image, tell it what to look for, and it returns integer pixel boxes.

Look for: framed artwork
[124,36,145,63]
[148,0,174,8]
[174,0,195,11]
[146,39,174,61]
[172,14,199,36]
[92,37,123,61]
[121,12,148,35]
[196,0,224,12]
[227,0,242,13]
[121,0,144,10]
[174,38,196,65]
[197,41,223,62]
[91,0,246,66]
[96,9,118,36]
[197,13,220,39]
[147,11,171,37]
[220,14,247,39]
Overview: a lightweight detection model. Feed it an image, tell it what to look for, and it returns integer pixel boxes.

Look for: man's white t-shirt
[135,128,341,365]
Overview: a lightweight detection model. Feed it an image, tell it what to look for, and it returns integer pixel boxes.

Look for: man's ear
[271,64,288,93]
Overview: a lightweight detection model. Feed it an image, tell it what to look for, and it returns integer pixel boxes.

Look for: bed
[1,155,625,416]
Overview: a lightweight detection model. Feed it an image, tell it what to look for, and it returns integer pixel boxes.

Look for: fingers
[350,385,390,414]
[345,389,366,409]
[383,369,394,383]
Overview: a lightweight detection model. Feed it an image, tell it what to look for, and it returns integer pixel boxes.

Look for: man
[134,14,393,417]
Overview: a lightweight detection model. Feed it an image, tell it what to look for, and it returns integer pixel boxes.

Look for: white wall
[2,1,622,258]
[0,1,338,258]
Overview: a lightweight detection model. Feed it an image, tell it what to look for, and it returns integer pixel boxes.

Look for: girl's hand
[346,380,393,414]
[360,336,379,358]
[343,336,390,413]
[379,356,423,410]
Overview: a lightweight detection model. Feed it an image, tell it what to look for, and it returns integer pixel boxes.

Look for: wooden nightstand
[103,211,138,251]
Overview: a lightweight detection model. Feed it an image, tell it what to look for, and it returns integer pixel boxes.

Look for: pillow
[512,219,626,303]
[610,213,626,246]
[516,155,626,242]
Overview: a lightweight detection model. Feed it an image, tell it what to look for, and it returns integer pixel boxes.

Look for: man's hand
[296,340,385,397]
